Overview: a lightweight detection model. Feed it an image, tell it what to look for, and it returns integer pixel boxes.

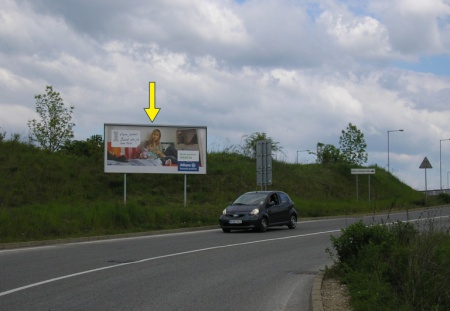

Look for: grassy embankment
[0,139,434,243]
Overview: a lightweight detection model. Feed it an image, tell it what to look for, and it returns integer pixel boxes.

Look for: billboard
[104,124,207,174]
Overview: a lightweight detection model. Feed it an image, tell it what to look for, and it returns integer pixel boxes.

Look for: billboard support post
[124,174,127,206]
[184,174,187,208]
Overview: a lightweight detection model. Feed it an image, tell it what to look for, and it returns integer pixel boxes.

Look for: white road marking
[0,229,340,297]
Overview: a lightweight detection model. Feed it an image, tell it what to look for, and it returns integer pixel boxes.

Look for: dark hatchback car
[219,191,297,232]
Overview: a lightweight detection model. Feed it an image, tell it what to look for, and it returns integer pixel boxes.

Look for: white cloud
[319,11,393,59]
[189,1,249,45]
[0,104,35,136]
[370,0,450,55]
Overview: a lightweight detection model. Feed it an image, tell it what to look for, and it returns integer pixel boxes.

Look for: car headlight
[250,208,260,216]
[222,209,227,215]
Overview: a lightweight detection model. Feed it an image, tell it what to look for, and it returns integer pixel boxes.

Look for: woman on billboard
[138,129,178,166]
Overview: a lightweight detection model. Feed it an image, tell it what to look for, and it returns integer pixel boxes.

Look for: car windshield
[232,193,267,206]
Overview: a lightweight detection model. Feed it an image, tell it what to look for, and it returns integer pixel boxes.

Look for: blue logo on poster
[178,161,199,172]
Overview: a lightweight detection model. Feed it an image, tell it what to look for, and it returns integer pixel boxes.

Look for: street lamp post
[439,139,450,190]
[296,149,310,164]
[387,129,404,173]
[447,171,450,190]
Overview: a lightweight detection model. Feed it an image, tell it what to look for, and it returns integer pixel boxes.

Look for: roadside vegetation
[326,218,450,310]
[0,136,440,243]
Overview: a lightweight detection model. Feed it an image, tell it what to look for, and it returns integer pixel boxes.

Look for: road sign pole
[419,157,432,205]
[256,140,272,189]
[425,168,428,205]
[351,168,375,205]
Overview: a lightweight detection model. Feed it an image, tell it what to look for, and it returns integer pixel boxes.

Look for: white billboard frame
[104,123,207,174]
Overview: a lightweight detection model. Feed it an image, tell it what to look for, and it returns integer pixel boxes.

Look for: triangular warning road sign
[419,157,432,169]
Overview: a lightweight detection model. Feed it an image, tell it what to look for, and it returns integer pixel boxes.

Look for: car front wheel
[258,217,268,232]
[288,215,297,229]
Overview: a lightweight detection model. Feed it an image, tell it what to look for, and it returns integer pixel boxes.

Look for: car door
[277,192,292,223]
[266,192,284,224]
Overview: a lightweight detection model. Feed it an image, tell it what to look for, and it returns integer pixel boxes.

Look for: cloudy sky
[1,0,450,190]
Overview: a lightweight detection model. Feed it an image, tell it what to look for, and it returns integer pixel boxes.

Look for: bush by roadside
[326,219,450,311]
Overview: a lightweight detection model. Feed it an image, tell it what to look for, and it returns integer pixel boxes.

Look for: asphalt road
[0,206,449,311]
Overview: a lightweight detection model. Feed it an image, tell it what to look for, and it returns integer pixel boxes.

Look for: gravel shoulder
[321,277,352,311]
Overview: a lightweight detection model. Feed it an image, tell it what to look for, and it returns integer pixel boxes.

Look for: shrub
[436,193,450,204]
[329,221,391,264]
[327,220,449,311]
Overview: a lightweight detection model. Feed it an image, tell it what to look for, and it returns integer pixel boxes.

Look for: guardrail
[419,189,450,196]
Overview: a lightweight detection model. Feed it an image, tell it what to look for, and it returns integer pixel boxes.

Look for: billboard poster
[104,124,207,174]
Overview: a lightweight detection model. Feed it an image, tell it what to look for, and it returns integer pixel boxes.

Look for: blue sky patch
[395,55,450,77]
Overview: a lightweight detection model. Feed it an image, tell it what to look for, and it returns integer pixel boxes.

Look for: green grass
[0,139,436,243]
[0,202,221,242]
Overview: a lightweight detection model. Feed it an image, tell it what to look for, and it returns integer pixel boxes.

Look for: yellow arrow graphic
[144,82,160,122]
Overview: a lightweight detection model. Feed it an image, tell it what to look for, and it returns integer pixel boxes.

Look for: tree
[339,123,367,165]
[241,132,282,158]
[28,86,75,152]
[61,134,103,160]
[0,127,5,142]
[316,143,342,164]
